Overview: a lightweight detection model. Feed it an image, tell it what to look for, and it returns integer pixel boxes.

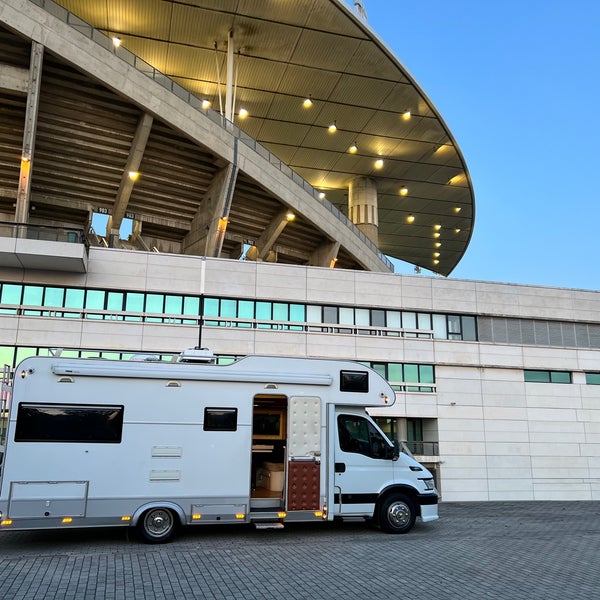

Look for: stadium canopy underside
[0,0,474,275]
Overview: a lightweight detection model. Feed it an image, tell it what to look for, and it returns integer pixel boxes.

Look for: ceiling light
[318,192,326,200]
[374,159,384,169]
[112,37,121,48]
[328,122,337,133]
[455,228,461,234]
[303,97,313,108]
[433,259,440,265]
[286,211,296,221]
[128,171,140,181]
[433,252,440,258]
[201,99,211,109]
[399,186,408,196]
[454,207,462,213]
[349,143,358,154]
[406,215,415,223]
[402,110,411,120]
[238,108,249,118]
[433,232,440,238]
[434,224,442,231]
[435,242,442,248]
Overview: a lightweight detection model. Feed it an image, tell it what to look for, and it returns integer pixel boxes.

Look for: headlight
[422,478,435,490]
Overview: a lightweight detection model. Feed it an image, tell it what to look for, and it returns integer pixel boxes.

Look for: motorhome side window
[15,403,124,443]
[203,408,238,431]
[337,414,389,459]
[340,370,369,392]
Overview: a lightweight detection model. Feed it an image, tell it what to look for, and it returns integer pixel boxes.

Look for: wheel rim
[387,501,411,528]
[144,509,173,538]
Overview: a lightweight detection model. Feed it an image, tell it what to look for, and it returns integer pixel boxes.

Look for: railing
[0,364,11,465]
[29,0,394,272]
[0,221,86,245]
[404,441,439,456]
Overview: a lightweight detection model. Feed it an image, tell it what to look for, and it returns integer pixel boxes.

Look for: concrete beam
[309,240,340,268]
[0,63,28,94]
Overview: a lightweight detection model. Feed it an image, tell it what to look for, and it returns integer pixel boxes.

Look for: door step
[254,522,284,530]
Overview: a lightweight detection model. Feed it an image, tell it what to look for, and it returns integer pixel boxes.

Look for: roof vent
[177,347,217,364]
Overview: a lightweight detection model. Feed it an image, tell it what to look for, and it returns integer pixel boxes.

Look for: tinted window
[15,403,124,443]
[204,407,238,431]
[340,370,368,393]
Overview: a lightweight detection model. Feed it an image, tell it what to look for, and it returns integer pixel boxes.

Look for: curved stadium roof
[1,0,474,276]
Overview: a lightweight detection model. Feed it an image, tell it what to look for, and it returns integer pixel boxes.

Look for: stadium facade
[0,0,598,501]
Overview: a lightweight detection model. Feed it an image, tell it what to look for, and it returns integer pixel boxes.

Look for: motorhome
[0,349,438,543]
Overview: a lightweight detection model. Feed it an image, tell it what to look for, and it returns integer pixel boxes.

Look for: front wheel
[137,507,178,543]
[378,493,416,534]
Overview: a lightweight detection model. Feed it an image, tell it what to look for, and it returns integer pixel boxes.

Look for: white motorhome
[0,350,438,543]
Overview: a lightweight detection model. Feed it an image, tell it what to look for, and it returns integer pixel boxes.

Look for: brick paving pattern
[1,501,599,599]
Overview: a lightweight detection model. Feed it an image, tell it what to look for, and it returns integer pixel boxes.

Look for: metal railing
[29,0,393,272]
[0,221,86,245]
[404,441,439,456]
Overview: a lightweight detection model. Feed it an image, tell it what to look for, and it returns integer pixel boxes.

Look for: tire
[137,507,178,543]
[378,493,416,534]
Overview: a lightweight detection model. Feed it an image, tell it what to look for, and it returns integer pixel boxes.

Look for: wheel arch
[131,501,186,526]
[375,485,420,517]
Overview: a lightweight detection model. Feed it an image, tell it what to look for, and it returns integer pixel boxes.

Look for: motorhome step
[254,522,284,530]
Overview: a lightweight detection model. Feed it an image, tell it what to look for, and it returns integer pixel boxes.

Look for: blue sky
[345,1,600,290]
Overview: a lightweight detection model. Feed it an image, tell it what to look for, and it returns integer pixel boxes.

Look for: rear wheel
[137,507,177,543]
[378,493,416,534]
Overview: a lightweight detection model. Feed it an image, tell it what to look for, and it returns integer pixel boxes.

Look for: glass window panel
[462,316,477,341]
[323,306,337,324]
[203,297,219,316]
[164,295,182,314]
[402,312,416,330]
[419,365,435,384]
[386,311,401,329]
[255,301,272,320]
[404,364,419,382]
[289,304,305,323]
[1,283,22,304]
[85,290,105,310]
[220,299,237,317]
[306,305,322,323]
[0,346,15,367]
[586,373,600,385]
[272,303,288,321]
[432,314,448,339]
[370,363,386,379]
[550,371,571,384]
[339,307,354,325]
[183,296,200,316]
[22,286,43,306]
[355,308,370,326]
[15,347,38,364]
[64,288,84,309]
[145,294,164,313]
[124,292,144,313]
[238,300,255,319]
[43,287,64,307]
[524,370,550,383]
[447,315,461,334]
[106,291,124,311]
[387,363,403,383]
[371,309,385,327]
[417,313,431,330]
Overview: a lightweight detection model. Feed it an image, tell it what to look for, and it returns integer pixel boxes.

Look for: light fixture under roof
[406,214,415,223]
[433,252,440,258]
[433,232,440,238]
[128,171,140,181]
[328,122,337,133]
[454,228,461,234]
[454,206,462,213]
[318,192,326,200]
[201,99,211,109]
[238,108,249,118]
[303,96,313,108]
[435,242,442,248]
[434,224,442,231]
[286,211,296,221]
[400,185,408,196]
[433,259,440,265]
[349,143,358,154]
[374,159,384,169]
[112,36,121,48]
[402,109,411,120]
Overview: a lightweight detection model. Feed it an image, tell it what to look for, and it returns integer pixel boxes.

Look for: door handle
[335,462,346,473]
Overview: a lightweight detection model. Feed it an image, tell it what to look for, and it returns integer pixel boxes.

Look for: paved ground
[0,501,599,599]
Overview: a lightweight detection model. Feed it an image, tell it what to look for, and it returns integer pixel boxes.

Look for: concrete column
[348,176,378,246]
[15,41,43,224]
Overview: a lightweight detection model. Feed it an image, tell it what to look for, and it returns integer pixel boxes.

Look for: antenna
[354,0,368,21]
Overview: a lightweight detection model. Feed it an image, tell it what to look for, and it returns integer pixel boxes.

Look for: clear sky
[344,1,600,291]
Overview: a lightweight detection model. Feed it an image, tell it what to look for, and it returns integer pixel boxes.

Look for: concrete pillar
[348,176,378,246]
